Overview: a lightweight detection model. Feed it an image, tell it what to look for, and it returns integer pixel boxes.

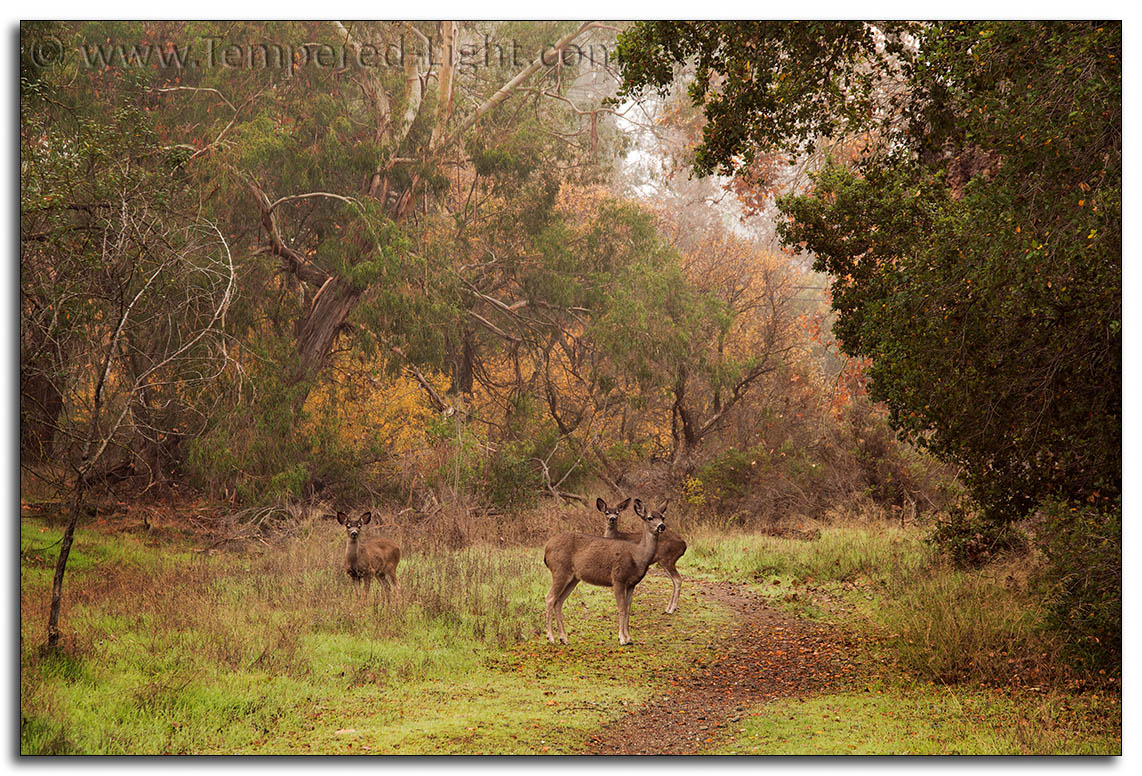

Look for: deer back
[355,537,400,576]
[612,528,686,564]
[545,530,659,588]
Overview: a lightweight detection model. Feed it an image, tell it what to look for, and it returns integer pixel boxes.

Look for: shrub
[1034,498,1121,675]
[483,443,542,510]
[929,499,1028,567]
[695,447,755,504]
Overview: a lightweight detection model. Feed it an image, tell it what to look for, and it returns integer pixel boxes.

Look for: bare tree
[22,182,235,647]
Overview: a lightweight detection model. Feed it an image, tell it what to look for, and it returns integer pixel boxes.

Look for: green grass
[20,514,728,754]
[683,523,1068,684]
[683,524,1119,755]
[684,523,932,621]
[716,681,1121,755]
[21,512,1119,754]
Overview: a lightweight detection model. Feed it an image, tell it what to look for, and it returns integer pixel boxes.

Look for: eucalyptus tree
[147,21,615,395]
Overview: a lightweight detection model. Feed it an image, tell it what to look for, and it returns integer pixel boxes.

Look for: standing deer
[543,498,665,646]
[599,497,687,614]
[336,510,400,602]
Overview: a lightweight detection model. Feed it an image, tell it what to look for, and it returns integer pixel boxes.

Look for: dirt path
[582,579,856,755]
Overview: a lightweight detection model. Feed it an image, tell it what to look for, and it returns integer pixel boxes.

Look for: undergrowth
[20,510,726,754]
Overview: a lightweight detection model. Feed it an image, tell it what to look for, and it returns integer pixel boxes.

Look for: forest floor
[20,501,1121,755]
[584,580,855,754]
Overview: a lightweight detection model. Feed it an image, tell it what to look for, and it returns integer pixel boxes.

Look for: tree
[74,20,627,501]
[656,217,801,461]
[614,22,917,177]
[21,46,235,645]
[159,21,610,396]
[616,21,1121,526]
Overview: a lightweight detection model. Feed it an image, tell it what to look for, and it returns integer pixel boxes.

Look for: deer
[543,498,665,646]
[335,510,400,602]
[599,497,687,614]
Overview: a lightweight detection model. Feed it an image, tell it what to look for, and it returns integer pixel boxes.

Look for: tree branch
[245,178,332,288]
[440,22,600,152]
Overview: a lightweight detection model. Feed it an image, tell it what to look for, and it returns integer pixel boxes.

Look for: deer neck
[633,523,661,569]
[604,523,620,539]
[346,536,360,567]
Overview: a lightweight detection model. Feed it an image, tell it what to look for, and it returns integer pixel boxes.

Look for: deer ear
[361,512,372,524]
[658,504,668,517]
[633,499,646,518]
[596,497,606,513]
[616,497,631,512]
[336,511,347,525]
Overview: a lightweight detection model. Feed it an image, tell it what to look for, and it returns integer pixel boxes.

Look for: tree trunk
[46,478,86,648]
[452,330,474,395]
[292,277,362,385]
[671,368,699,462]
[20,320,64,461]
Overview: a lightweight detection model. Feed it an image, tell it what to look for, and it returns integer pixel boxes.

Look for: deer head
[633,499,667,534]
[336,510,372,539]
[597,496,631,532]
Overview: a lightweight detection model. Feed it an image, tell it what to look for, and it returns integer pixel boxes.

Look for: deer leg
[625,586,636,643]
[545,575,570,644]
[615,584,631,645]
[661,558,682,614]
[553,579,578,644]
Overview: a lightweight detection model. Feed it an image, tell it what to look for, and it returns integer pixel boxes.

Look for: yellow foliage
[682,476,707,507]
[300,355,450,457]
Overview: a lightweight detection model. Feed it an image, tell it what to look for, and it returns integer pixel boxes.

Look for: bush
[483,443,542,510]
[695,447,755,504]
[1034,498,1121,675]
[929,500,1028,567]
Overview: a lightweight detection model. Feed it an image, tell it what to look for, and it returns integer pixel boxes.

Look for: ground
[20,509,1120,755]
[584,579,855,754]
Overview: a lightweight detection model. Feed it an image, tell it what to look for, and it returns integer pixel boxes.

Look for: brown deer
[599,497,687,614]
[336,510,400,601]
[543,498,665,646]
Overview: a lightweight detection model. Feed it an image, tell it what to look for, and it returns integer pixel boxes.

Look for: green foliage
[619,22,1120,532]
[481,398,592,511]
[483,443,543,511]
[23,21,958,555]
[187,341,371,504]
[1034,499,1121,673]
[616,21,918,173]
[695,447,754,503]
[929,501,1029,568]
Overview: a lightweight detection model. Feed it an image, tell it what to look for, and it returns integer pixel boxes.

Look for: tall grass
[21,504,1112,753]
[688,522,932,586]
[687,518,1074,687]
[877,559,1066,686]
[21,509,730,754]
[20,516,551,754]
